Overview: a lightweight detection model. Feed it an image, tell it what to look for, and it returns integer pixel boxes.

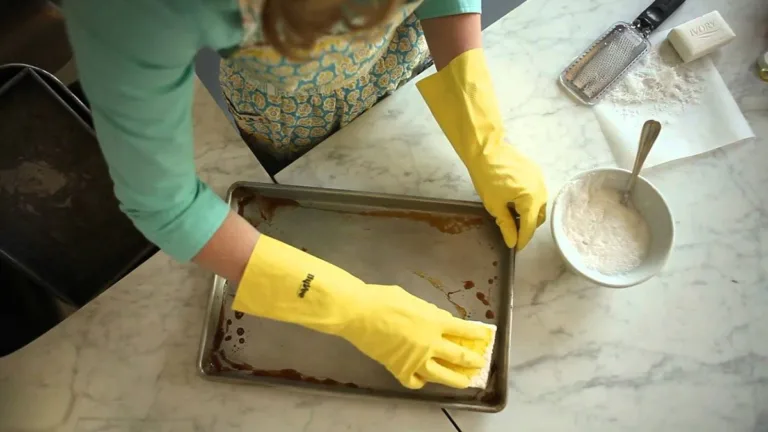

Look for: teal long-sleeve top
[63,0,481,262]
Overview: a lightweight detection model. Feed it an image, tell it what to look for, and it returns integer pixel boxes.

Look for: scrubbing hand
[232,235,494,389]
[417,48,547,249]
[341,283,493,389]
[463,143,548,250]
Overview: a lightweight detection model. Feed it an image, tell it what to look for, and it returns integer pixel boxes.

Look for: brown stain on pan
[478,363,500,402]
[360,210,484,234]
[476,292,490,306]
[211,301,228,354]
[463,280,475,290]
[306,207,485,235]
[238,192,483,235]
[413,271,468,318]
[237,193,299,224]
[213,349,359,389]
[209,303,359,389]
[210,351,225,372]
[257,196,299,222]
[452,304,468,319]
[250,368,359,389]
[212,326,225,353]
[235,195,253,216]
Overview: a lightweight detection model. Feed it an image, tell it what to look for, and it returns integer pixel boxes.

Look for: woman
[63,0,547,389]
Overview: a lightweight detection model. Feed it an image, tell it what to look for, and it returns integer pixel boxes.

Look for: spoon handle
[621,120,661,205]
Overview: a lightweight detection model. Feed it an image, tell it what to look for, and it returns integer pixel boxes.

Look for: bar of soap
[668,11,735,63]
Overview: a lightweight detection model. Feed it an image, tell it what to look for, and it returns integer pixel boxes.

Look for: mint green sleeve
[415,0,482,19]
[63,0,240,262]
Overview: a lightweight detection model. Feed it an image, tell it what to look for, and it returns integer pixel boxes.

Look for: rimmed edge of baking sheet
[196,182,514,412]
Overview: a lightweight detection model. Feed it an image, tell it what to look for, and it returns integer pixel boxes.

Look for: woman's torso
[218,0,431,172]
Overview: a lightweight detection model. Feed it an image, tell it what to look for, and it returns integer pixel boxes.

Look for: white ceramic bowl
[550,168,674,288]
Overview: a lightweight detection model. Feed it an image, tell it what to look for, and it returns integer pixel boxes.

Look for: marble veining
[277,0,768,430]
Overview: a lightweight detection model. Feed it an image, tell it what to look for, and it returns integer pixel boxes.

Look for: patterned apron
[219,0,430,174]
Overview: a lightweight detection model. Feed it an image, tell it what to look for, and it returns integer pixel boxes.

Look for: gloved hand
[232,235,493,389]
[417,48,547,249]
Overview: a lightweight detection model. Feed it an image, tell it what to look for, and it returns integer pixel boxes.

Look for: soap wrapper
[595,32,754,169]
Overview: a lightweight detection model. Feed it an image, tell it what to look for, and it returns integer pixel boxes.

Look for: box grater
[560,0,686,105]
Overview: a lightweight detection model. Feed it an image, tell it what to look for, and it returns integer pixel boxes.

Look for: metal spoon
[620,120,661,206]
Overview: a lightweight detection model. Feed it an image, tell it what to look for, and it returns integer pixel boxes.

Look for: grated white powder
[607,41,704,119]
[561,174,651,275]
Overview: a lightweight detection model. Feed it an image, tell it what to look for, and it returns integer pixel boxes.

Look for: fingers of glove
[442,316,492,340]
[433,339,485,369]
[516,201,545,250]
[494,211,519,249]
[397,372,426,390]
[419,359,472,389]
[537,202,547,226]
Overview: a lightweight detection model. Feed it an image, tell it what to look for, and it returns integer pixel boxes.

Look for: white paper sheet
[594,33,755,169]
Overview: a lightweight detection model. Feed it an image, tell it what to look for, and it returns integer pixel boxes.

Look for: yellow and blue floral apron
[219,0,430,174]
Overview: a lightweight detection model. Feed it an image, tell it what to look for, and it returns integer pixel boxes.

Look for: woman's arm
[420,14,482,70]
[64,0,255,280]
[193,211,259,282]
[416,1,482,70]
[415,2,548,249]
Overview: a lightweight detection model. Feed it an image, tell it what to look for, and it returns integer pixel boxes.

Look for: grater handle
[633,0,686,35]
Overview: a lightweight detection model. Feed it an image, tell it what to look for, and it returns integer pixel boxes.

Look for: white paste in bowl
[561,174,651,275]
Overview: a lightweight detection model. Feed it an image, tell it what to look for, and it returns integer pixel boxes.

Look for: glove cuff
[233,235,361,334]
[416,48,506,163]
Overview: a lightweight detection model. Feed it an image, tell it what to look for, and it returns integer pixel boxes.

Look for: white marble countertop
[276,0,768,430]
[0,79,453,431]
[3,0,766,429]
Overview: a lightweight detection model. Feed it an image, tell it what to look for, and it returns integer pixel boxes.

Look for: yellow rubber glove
[232,235,493,389]
[417,48,547,249]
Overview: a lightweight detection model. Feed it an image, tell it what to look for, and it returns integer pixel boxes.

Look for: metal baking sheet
[0,65,155,306]
[197,182,514,412]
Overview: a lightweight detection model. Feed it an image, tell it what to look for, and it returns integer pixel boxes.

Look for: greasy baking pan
[0,65,154,306]
[197,182,514,412]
